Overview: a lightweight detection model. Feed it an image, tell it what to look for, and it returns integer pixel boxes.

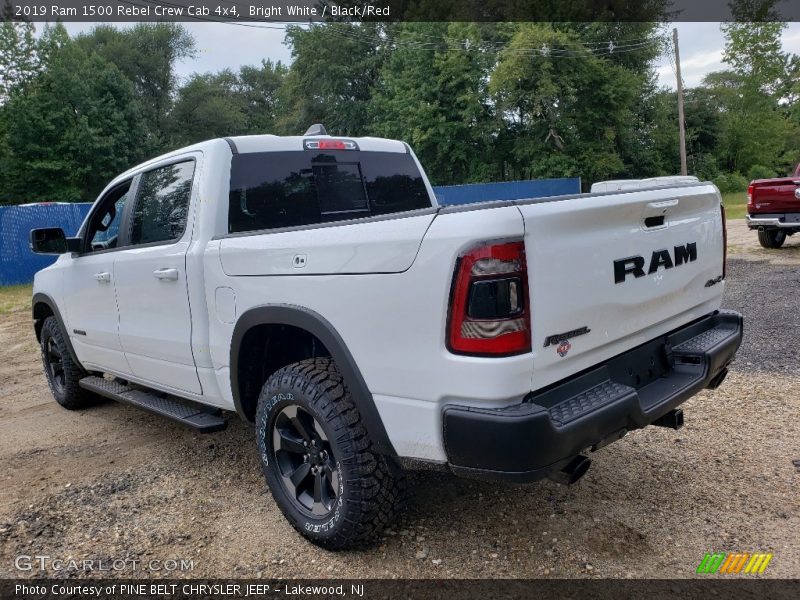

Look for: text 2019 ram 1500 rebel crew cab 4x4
[746,163,800,248]
[30,126,743,549]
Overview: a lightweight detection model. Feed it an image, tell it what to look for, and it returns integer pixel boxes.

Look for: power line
[313,22,661,57]
[117,0,663,59]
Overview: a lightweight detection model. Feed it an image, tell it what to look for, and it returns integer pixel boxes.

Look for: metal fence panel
[0,203,92,286]
[433,178,581,205]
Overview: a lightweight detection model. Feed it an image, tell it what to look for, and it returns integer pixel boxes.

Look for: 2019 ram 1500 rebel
[30,127,743,549]
[746,163,800,248]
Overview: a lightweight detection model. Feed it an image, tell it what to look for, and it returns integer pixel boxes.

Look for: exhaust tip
[706,368,729,390]
[548,455,591,486]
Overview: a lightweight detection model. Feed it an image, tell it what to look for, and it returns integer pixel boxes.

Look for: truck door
[113,158,202,394]
[61,181,133,375]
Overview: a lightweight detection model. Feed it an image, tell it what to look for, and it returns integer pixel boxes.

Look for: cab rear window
[228,150,431,233]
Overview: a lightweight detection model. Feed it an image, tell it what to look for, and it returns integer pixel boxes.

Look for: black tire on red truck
[757,229,786,249]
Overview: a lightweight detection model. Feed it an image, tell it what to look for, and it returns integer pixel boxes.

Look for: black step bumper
[442,310,743,483]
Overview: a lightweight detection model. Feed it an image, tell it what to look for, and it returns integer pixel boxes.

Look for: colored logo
[696,552,773,575]
[556,340,571,357]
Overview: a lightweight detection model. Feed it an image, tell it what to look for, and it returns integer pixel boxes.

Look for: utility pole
[673,27,688,176]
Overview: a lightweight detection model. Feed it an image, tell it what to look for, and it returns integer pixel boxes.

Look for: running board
[79,376,227,433]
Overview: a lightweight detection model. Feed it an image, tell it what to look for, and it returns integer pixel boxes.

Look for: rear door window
[228,151,431,233]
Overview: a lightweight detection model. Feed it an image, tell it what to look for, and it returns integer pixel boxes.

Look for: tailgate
[518,184,725,389]
[751,178,800,213]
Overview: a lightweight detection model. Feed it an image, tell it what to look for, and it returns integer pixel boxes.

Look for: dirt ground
[0,219,798,579]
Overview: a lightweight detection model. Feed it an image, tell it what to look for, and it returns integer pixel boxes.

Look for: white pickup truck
[30,127,742,549]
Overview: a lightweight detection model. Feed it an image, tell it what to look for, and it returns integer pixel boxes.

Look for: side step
[79,376,227,433]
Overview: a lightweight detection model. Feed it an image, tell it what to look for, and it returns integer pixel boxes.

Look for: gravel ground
[0,220,797,579]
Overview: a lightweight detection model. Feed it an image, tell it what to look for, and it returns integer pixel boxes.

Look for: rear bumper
[442,310,743,483]
[746,213,800,229]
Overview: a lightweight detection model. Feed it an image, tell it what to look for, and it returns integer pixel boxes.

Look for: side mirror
[29,228,81,255]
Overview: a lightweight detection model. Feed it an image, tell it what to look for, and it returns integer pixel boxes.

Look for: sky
[56,21,800,91]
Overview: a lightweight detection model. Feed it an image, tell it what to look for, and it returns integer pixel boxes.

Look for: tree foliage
[0,19,798,204]
[76,23,195,152]
[280,23,388,136]
[1,43,145,202]
[0,20,39,102]
[169,60,288,146]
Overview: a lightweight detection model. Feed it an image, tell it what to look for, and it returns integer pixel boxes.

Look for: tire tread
[40,316,92,410]
[256,357,404,550]
[758,229,786,248]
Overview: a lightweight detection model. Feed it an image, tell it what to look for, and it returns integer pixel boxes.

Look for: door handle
[153,268,179,281]
[93,272,111,282]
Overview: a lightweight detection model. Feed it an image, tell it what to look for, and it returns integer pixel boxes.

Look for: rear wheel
[255,358,403,549]
[39,316,93,409]
[758,229,786,248]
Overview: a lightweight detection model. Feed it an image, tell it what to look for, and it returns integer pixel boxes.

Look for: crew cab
[30,127,743,549]
[746,163,800,248]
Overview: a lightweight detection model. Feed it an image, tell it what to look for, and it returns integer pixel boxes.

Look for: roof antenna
[304,123,327,136]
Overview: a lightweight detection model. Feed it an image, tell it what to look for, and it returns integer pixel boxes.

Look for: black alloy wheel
[271,404,340,517]
[44,335,66,395]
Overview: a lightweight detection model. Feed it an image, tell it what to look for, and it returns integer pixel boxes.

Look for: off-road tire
[758,229,786,249]
[40,316,93,409]
[255,357,404,550]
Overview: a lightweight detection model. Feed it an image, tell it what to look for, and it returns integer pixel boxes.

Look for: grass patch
[722,192,747,220]
[0,284,33,315]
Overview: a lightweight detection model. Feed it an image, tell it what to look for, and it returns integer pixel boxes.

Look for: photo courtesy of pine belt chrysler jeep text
[30,125,743,549]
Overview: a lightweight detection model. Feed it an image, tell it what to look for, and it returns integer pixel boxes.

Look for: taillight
[746,183,754,207]
[447,240,531,356]
[721,203,727,279]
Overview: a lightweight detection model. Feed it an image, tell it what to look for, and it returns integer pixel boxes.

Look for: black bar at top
[4,0,800,22]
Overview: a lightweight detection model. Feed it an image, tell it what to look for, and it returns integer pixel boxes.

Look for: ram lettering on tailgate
[613,242,697,284]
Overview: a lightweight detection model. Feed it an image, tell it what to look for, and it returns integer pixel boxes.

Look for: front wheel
[758,229,786,248]
[39,316,93,409]
[255,358,403,549]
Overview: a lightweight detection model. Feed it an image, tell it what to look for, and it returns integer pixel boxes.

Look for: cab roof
[113,132,409,183]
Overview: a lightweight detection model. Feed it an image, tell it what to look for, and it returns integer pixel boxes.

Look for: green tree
[169,60,289,145]
[169,70,248,145]
[0,20,38,102]
[702,10,799,174]
[368,23,498,185]
[280,23,389,135]
[76,23,195,152]
[36,22,70,68]
[1,43,146,203]
[238,59,289,134]
[489,23,640,184]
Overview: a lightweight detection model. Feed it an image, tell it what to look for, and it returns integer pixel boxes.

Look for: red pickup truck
[746,163,800,248]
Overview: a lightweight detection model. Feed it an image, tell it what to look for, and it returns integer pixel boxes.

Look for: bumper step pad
[79,376,227,433]
[548,380,634,426]
[673,322,739,355]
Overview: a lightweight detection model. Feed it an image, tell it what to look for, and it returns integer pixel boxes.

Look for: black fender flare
[230,304,397,457]
[32,292,84,370]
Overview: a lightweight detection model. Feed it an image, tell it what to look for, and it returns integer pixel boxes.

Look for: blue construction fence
[0,178,580,286]
[433,178,580,206]
[0,203,92,286]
